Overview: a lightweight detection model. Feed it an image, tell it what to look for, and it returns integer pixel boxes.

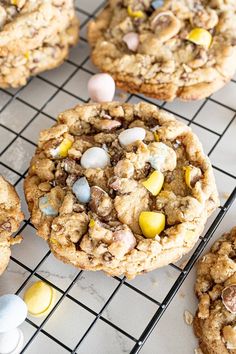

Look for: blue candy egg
[39,196,58,216]
[72,177,91,204]
[0,295,27,333]
[152,0,164,9]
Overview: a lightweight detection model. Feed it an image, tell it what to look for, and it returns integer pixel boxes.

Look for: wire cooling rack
[0,1,236,353]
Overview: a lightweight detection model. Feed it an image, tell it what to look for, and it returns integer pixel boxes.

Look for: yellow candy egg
[58,138,73,157]
[23,281,55,317]
[186,28,212,49]
[183,166,193,189]
[142,171,164,196]
[89,218,95,228]
[127,5,144,18]
[153,131,159,141]
[139,211,165,238]
[51,138,73,158]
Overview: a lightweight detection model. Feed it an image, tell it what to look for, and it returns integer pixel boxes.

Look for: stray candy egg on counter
[88,73,115,102]
[127,5,144,18]
[186,28,212,49]
[80,147,110,169]
[51,138,73,158]
[139,211,166,239]
[39,195,58,216]
[72,177,91,204]
[0,295,27,333]
[123,32,139,52]
[142,171,164,196]
[118,127,146,146]
[23,281,56,318]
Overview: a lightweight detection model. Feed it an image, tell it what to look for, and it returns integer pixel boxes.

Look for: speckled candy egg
[80,147,110,169]
[72,177,91,204]
[0,295,27,333]
[118,127,146,146]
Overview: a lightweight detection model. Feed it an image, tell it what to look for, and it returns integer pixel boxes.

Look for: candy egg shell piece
[24,281,55,318]
[127,5,144,18]
[139,211,165,239]
[123,32,139,52]
[118,127,146,146]
[39,196,58,216]
[183,166,193,189]
[72,177,91,204]
[0,294,27,333]
[88,73,115,103]
[80,147,110,169]
[142,171,164,196]
[186,28,212,49]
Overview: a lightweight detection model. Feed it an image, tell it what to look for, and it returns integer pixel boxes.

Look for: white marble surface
[0,1,236,353]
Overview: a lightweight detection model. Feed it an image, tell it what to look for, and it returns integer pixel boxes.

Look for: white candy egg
[80,147,110,169]
[0,328,23,354]
[72,177,91,204]
[0,295,27,333]
[88,73,115,102]
[118,127,146,146]
[123,32,139,52]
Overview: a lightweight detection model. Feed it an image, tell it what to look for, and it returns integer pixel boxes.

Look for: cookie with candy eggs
[24,98,219,279]
[0,176,24,275]
[88,0,236,101]
[194,227,236,354]
[0,0,79,88]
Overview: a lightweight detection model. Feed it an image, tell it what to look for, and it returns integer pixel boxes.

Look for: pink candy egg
[88,73,115,102]
[123,32,139,52]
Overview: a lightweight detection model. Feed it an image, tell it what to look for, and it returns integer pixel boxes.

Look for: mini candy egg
[80,147,110,169]
[186,28,212,49]
[142,171,164,196]
[139,211,165,238]
[123,32,139,52]
[51,138,73,158]
[0,294,27,333]
[39,196,58,216]
[118,127,146,146]
[0,328,24,354]
[88,73,115,102]
[151,0,164,9]
[23,281,55,318]
[72,177,91,204]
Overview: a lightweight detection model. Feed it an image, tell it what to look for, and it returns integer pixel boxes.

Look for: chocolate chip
[222,285,236,314]
[103,252,113,262]
[0,221,12,232]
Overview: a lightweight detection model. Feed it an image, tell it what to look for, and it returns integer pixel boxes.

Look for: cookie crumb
[222,192,230,199]
[194,348,203,354]
[184,310,193,325]
[151,278,158,286]
[118,92,128,101]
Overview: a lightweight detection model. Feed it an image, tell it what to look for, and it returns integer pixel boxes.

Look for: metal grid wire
[0,1,236,353]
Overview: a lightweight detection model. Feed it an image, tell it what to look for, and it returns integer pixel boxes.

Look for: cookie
[193,227,236,354]
[24,102,219,279]
[88,0,236,101]
[0,176,24,275]
[0,0,79,88]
